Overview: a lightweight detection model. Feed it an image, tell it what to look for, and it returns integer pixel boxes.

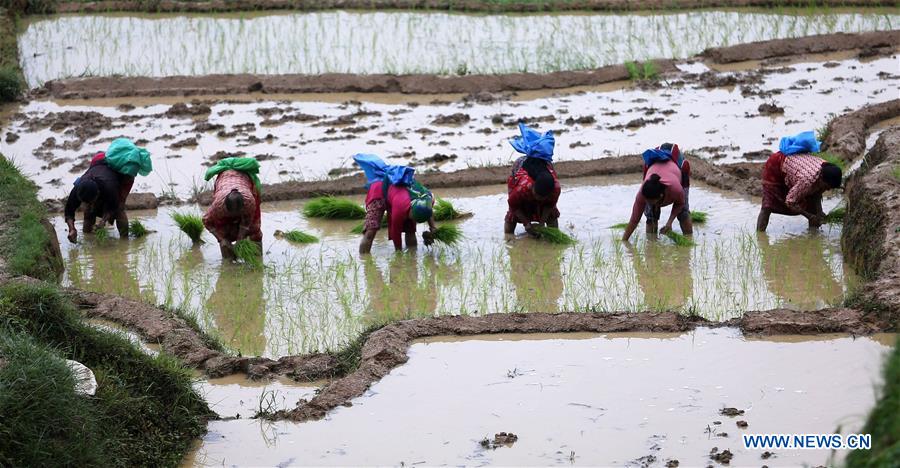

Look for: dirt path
[52,0,895,14]
[35,30,900,99]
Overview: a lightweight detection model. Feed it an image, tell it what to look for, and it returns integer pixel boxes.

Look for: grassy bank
[0,155,61,280]
[0,8,23,102]
[846,336,900,467]
[0,281,212,466]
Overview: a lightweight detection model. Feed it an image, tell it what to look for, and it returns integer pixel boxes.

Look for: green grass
[532,226,576,245]
[824,206,845,224]
[690,211,708,224]
[846,336,900,467]
[0,156,61,280]
[233,239,262,268]
[171,212,204,243]
[0,65,22,102]
[129,220,148,238]
[665,230,696,247]
[432,224,463,245]
[0,282,210,466]
[433,198,466,221]
[820,152,847,172]
[303,197,366,220]
[93,227,109,242]
[625,60,658,81]
[283,229,318,244]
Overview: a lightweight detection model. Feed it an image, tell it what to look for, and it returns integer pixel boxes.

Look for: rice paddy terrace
[1,2,899,466]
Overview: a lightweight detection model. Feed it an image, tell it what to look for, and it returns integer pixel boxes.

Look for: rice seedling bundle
[283,229,318,244]
[303,197,365,219]
[609,222,629,229]
[93,228,109,242]
[532,226,576,245]
[433,198,464,221]
[171,212,204,243]
[233,239,263,268]
[432,225,463,245]
[690,211,708,224]
[129,220,148,238]
[665,230,695,247]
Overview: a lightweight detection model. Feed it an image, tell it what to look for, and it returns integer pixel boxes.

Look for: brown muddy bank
[823,99,900,161]
[35,29,900,99]
[50,0,898,14]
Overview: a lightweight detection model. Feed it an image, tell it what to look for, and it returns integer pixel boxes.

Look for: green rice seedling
[641,61,658,80]
[432,225,463,245]
[433,198,463,221]
[283,230,318,244]
[824,206,845,224]
[532,226,576,245]
[665,230,695,247]
[609,222,629,229]
[303,197,365,219]
[129,220,148,238]
[625,61,641,81]
[93,228,109,242]
[233,239,262,268]
[819,152,847,172]
[171,212,204,243]
[690,211,708,224]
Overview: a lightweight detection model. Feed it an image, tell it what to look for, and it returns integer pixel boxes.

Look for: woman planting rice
[756,131,842,232]
[64,138,152,242]
[202,157,263,260]
[622,143,692,242]
[504,123,561,237]
[354,154,437,254]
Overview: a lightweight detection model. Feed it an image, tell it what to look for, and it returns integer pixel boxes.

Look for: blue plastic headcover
[779,131,821,156]
[508,122,555,162]
[353,153,415,188]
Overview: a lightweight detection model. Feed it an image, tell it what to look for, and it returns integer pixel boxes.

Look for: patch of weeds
[166,306,228,354]
[816,115,834,145]
[0,65,22,103]
[283,229,318,244]
[171,211,204,243]
[128,220,148,238]
[690,211,708,224]
[532,226,576,245]
[625,60,658,81]
[326,324,383,377]
[824,206,845,224]
[433,224,463,245]
[846,336,900,467]
[665,231,695,247]
[303,197,366,219]
[233,239,262,268]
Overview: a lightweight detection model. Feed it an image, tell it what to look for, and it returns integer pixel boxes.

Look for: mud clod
[757,103,784,115]
[431,113,471,125]
[719,408,744,417]
[666,460,679,468]
[709,447,733,465]
[165,102,211,117]
[761,451,774,459]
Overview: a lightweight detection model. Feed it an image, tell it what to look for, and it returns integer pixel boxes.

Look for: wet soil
[33,30,898,99]
[51,0,898,14]
[823,99,900,161]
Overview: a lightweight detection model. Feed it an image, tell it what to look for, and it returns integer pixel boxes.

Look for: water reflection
[206,265,267,356]
[757,232,842,310]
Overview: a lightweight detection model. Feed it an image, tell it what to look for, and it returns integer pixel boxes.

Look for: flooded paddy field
[18,8,899,86]
[55,175,853,357]
[4,54,897,200]
[186,328,896,466]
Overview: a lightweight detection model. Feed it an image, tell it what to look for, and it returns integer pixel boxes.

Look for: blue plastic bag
[353,154,415,188]
[779,131,820,156]
[509,123,555,162]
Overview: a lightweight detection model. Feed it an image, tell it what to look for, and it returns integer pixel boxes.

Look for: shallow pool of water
[56,175,853,356]
[18,9,899,86]
[185,328,895,466]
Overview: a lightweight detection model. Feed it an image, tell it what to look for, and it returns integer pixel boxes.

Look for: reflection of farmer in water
[65,138,152,242]
[507,242,565,313]
[757,131,842,232]
[504,123,561,237]
[756,232,842,309]
[363,254,440,322]
[626,241,693,310]
[622,143,692,242]
[206,265,266,356]
[202,158,263,260]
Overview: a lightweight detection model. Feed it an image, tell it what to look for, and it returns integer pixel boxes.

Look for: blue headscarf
[353,153,415,188]
[779,131,820,156]
[509,122,555,162]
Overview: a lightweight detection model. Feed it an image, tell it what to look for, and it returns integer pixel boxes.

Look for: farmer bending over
[757,131,842,232]
[65,138,152,242]
[505,123,561,237]
[354,154,436,254]
[622,143,692,242]
[203,157,263,259]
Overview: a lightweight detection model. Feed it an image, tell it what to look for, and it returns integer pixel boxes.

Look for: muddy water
[55,175,854,356]
[184,328,895,466]
[4,55,897,199]
[18,9,900,86]
[195,374,323,419]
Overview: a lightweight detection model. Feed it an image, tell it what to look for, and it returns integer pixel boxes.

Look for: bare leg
[359,229,376,254]
[115,210,129,238]
[809,196,824,229]
[83,211,97,234]
[547,217,559,228]
[678,216,693,236]
[405,227,417,250]
[219,243,236,260]
[756,208,771,232]
[504,220,516,234]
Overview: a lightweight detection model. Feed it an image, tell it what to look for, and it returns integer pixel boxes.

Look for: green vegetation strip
[303,197,366,220]
[171,212,204,243]
[846,336,900,467]
[0,156,61,280]
[0,12,23,103]
[0,282,210,466]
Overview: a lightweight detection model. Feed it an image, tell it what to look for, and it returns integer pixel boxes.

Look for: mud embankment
[50,0,898,14]
[843,126,900,324]
[823,99,900,162]
[36,30,900,99]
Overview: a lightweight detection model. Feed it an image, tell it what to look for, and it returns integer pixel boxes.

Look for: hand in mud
[525,224,540,238]
[67,228,77,243]
[659,224,672,235]
[422,230,435,247]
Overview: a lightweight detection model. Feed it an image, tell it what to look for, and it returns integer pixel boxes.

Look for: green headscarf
[104,138,152,177]
[204,157,262,192]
